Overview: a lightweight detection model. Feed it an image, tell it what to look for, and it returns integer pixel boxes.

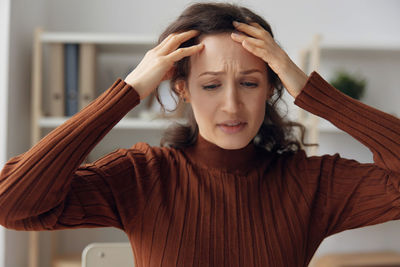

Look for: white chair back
[82,242,135,267]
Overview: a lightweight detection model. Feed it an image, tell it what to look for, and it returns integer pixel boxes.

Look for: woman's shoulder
[90,142,181,178]
[267,147,308,170]
[127,142,183,163]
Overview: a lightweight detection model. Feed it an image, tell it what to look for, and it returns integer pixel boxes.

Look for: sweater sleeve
[293,71,400,238]
[0,78,154,232]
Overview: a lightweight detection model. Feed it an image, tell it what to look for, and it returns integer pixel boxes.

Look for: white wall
[43,0,400,61]
[2,0,400,266]
[0,0,11,266]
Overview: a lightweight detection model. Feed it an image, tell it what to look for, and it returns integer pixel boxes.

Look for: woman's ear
[175,79,190,103]
[266,85,274,100]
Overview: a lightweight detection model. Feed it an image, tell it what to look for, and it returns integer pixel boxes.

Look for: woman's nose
[221,87,242,114]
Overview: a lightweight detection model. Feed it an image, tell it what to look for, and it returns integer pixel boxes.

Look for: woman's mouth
[217,121,247,134]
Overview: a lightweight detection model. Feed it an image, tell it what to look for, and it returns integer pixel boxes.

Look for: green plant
[329,69,367,100]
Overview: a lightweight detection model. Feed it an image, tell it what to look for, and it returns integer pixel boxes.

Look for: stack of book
[48,42,96,117]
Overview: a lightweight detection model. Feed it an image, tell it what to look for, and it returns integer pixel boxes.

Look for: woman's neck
[181,133,271,174]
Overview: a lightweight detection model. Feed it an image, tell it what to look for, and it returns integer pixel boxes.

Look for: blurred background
[0,0,399,266]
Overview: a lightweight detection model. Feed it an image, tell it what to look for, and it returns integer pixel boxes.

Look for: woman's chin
[214,137,252,150]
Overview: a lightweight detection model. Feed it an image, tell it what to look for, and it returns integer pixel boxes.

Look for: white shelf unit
[39,117,186,130]
[30,28,182,267]
[31,28,161,145]
[297,34,400,156]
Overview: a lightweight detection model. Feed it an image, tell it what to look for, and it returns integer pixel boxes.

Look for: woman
[0,2,399,267]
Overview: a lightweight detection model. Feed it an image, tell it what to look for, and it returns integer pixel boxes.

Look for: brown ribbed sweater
[0,71,399,267]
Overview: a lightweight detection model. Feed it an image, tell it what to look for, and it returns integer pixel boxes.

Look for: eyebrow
[198,69,263,77]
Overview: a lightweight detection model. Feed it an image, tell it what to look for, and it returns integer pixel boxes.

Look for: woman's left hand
[231,20,308,99]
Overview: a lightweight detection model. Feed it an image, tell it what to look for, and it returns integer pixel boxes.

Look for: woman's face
[180,32,271,149]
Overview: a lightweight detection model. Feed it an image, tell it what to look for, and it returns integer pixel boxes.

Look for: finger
[166,43,204,62]
[156,30,198,53]
[240,38,270,63]
[155,33,177,49]
[158,30,201,55]
[232,21,265,40]
[231,32,264,48]
[248,21,263,29]
[157,30,198,48]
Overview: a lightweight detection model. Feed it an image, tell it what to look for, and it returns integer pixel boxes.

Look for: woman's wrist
[124,75,145,100]
[291,65,308,99]
[278,59,308,99]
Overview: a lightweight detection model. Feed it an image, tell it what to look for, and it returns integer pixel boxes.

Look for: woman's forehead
[190,33,266,73]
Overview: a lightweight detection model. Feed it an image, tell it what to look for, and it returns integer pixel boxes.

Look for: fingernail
[232,21,240,26]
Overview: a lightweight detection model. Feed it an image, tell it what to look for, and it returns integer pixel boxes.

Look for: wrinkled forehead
[189,33,267,74]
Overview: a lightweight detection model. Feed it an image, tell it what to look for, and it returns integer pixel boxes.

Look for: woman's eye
[242,82,258,87]
[202,84,220,90]
[201,82,258,90]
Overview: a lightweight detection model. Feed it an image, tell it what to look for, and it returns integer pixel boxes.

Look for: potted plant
[329,69,367,100]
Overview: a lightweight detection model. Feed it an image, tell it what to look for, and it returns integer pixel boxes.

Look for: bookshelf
[39,117,186,130]
[297,34,400,156]
[30,28,184,267]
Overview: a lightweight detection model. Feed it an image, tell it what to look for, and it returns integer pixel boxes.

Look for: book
[79,43,96,111]
[64,43,79,116]
[48,43,65,116]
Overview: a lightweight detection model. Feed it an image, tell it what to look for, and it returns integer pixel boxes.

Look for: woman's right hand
[124,29,204,100]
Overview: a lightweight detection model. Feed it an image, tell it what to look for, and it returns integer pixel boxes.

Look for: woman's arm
[0,79,140,230]
[0,29,204,231]
[231,19,400,241]
[0,79,144,230]
[292,72,400,238]
[296,71,400,173]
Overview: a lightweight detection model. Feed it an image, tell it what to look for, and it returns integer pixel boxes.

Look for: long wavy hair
[153,2,318,154]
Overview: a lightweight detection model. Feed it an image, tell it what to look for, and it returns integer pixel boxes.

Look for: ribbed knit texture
[0,71,399,267]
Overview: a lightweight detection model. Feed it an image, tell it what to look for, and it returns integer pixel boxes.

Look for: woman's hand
[124,30,204,100]
[231,21,308,99]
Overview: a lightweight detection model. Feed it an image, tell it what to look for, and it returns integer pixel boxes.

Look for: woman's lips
[217,122,247,134]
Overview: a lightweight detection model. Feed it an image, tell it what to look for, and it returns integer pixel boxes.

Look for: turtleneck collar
[181,133,272,174]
